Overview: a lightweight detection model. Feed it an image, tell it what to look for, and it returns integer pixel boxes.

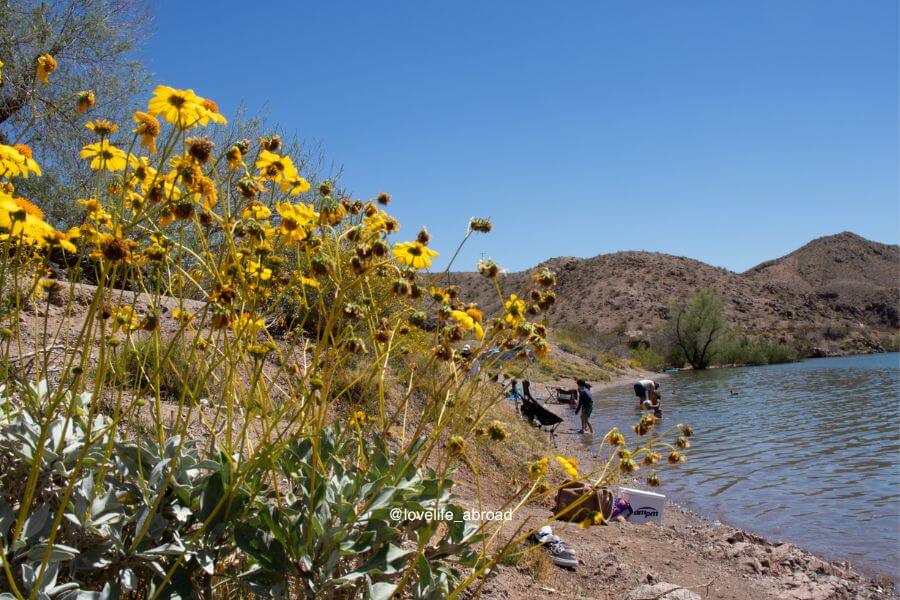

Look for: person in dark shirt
[574,379,594,434]
[522,379,535,403]
[509,379,521,413]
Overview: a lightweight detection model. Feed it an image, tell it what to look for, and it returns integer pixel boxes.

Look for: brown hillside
[447,232,899,353]
[745,232,899,329]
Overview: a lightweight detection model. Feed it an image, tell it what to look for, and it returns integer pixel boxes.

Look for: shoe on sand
[529,526,578,569]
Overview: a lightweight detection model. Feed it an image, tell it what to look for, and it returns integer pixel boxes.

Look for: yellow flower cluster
[449,308,484,340]
[0,188,76,252]
[0,145,76,252]
[0,144,41,178]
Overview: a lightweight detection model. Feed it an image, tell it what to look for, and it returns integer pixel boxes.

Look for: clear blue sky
[144,0,898,273]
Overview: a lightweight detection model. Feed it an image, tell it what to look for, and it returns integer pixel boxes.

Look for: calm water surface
[583,353,900,580]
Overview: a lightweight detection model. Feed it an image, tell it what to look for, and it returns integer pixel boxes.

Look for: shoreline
[653,346,898,373]
[560,372,899,584]
[487,373,899,599]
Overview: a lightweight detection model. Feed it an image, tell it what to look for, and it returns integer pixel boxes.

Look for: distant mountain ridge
[448,232,899,353]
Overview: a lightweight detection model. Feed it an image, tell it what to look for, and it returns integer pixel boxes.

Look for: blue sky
[144,0,898,273]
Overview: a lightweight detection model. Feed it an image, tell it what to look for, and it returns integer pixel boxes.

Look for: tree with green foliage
[665,288,726,370]
[0,0,151,224]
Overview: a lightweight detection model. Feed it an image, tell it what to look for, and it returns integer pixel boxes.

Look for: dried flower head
[477,258,499,278]
[447,435,466,455]
[606,428,626,446]
[186,137,215,163]
[486,421,508,442]
[469,217,493,233]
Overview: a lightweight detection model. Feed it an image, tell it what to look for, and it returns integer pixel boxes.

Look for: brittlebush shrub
[0,69,689,598]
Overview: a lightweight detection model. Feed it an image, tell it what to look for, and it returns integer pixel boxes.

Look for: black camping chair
[521,397,564,434]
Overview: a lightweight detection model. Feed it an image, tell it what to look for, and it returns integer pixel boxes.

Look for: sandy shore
[477,375,897,600]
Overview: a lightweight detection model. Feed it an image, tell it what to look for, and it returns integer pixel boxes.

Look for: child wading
[575,379,594,434]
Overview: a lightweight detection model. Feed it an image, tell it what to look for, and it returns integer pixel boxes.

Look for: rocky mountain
[447,232,899,354]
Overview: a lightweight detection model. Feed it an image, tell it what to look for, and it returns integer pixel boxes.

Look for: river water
[582,353,900,580]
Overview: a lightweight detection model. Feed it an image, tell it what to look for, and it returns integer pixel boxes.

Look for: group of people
[508,377,664,434]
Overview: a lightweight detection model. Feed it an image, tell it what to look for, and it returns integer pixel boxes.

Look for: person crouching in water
[642,391,663,418]
[634,379,659,409]
[575,379,594,434]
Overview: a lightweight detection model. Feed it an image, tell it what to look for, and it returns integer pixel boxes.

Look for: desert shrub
[716,333,798,366]
[823,322,851,341]
[629,346,665,371]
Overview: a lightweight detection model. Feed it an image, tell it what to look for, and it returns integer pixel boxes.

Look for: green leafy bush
[0,380,483,599]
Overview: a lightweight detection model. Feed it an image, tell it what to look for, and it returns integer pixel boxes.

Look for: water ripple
[585,353,900,580]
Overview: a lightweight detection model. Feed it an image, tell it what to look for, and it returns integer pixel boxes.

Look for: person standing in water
[575,379,594,434]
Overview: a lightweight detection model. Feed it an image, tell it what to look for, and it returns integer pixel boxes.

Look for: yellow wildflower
[36,54,56,84]
[605,428,626,446]
[504,294,526,326]
[197,97,227,126]
[275,201,316,243]
[172,309,195,324]
[46,227,79,253]
[449,310,484,340]
[148,85,225,129]
[127,156,158,191]
[225,145,243,169]
[241,201,272,220]
[194,176,217,209]
[111,306,140,334]
[392,241,438,269]
[80,140,128,171]
[233,312,265,337]
[0,145,41,178]
[0,195,55,248]
[13,197,43,219]
[579,511,606,529]
[133,112,160,153]
[430,286,450,303]
[97,231,136,263]
[77,197,112,227]
[256,151,298,183]
[85,120,118,136]
[247,260,272,281]
[528,457,549,481]
[556,455,579,480]
[281,175,311,195]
